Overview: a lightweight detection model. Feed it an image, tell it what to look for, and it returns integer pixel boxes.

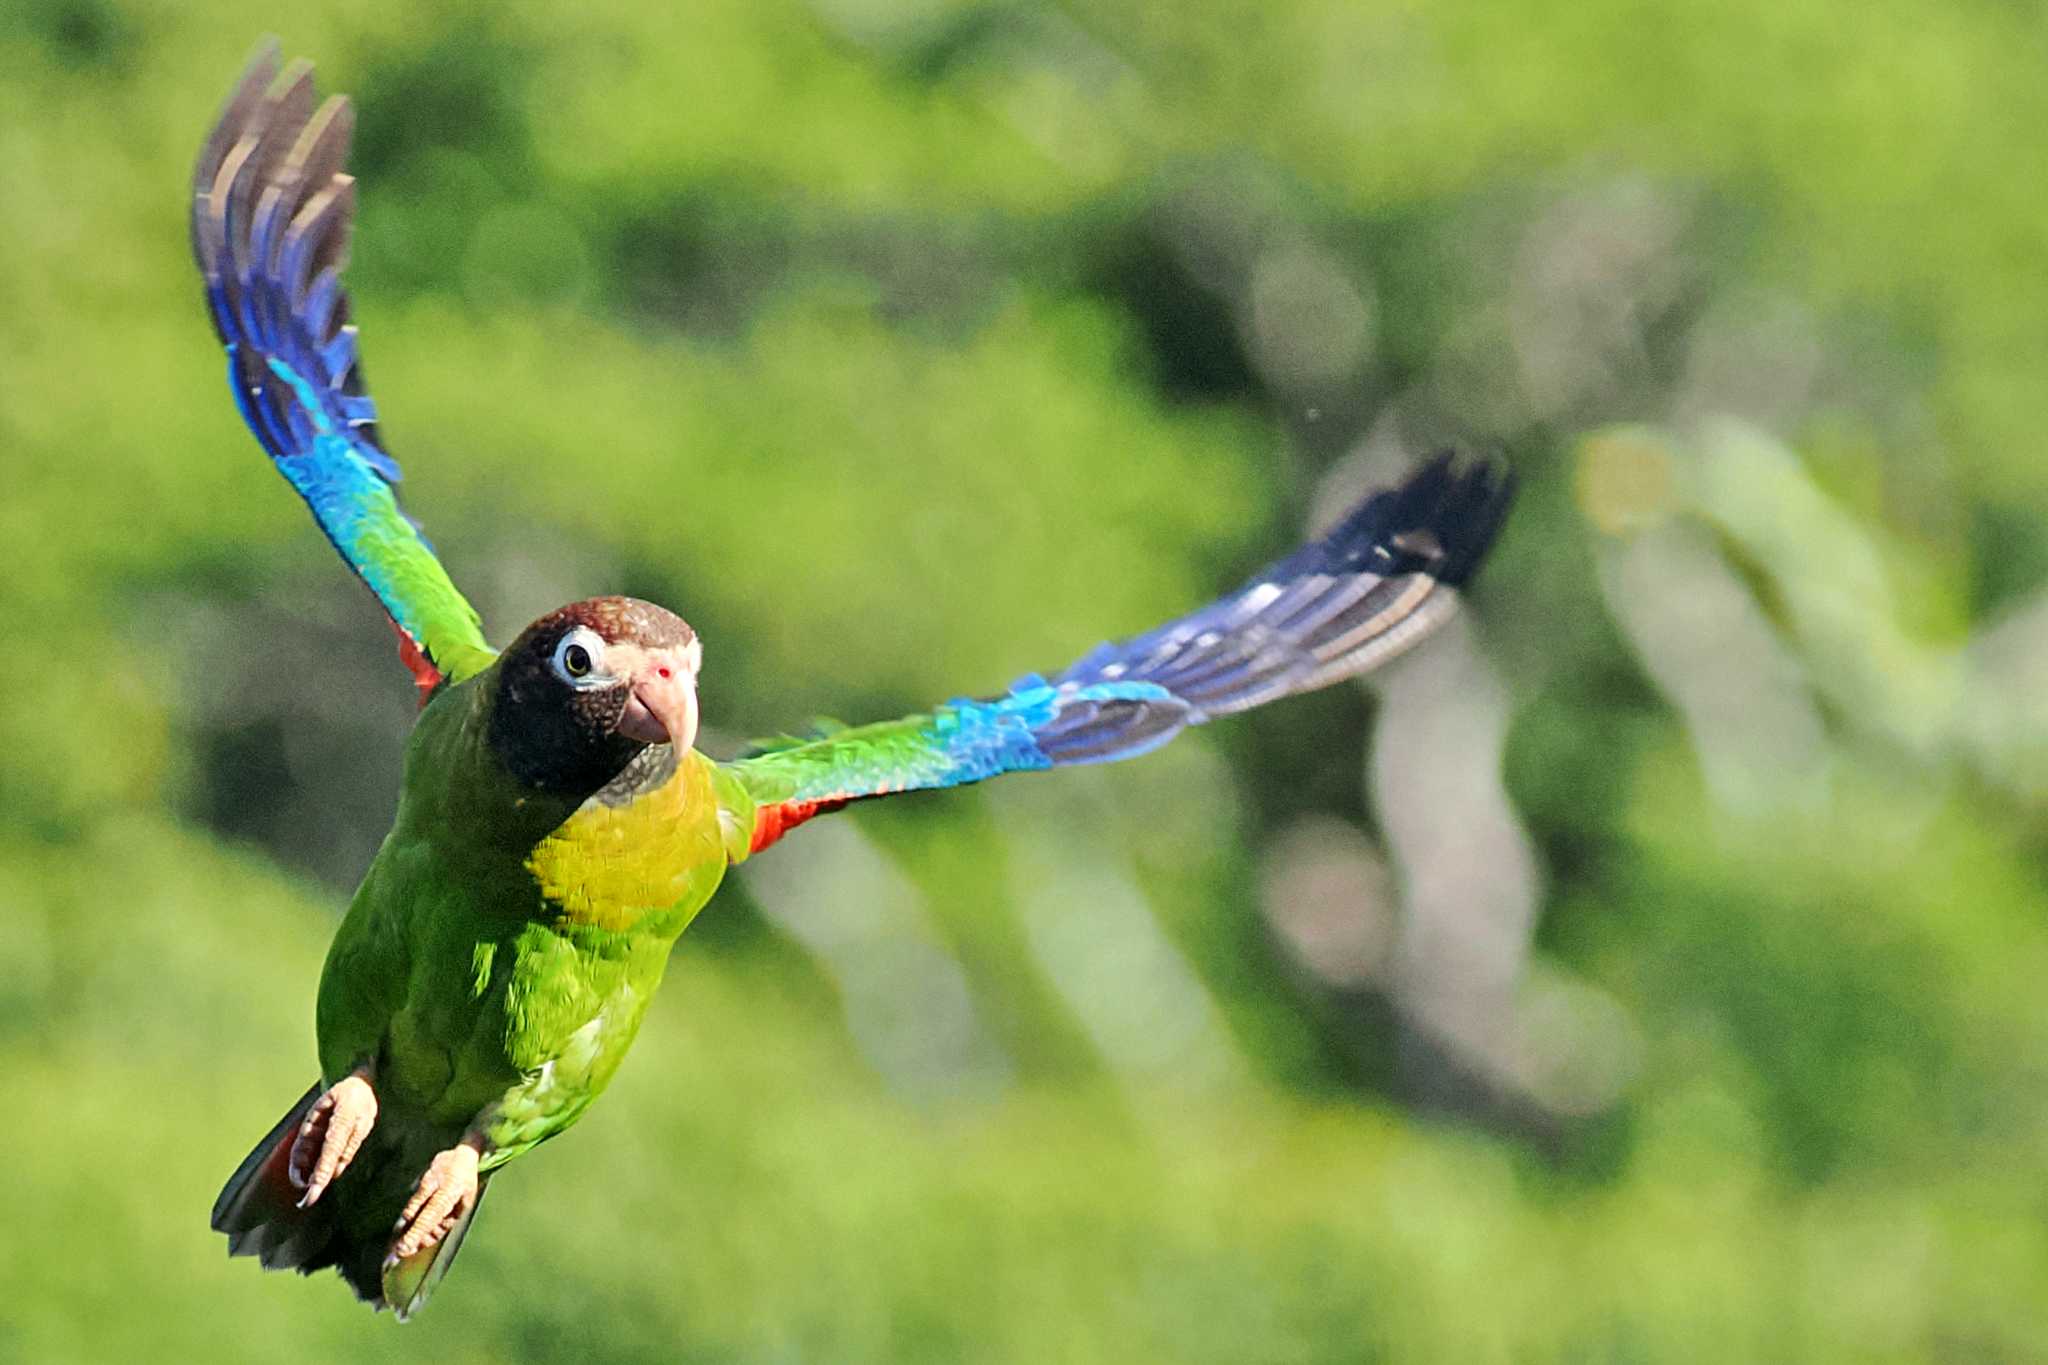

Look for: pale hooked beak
[615,647,699,750]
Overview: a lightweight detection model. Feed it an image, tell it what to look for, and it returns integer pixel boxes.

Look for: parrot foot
[387,1141,482,1263]
[288,1071,379,1208]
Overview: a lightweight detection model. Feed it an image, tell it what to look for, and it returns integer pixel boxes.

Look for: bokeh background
[6,0,2048,1359]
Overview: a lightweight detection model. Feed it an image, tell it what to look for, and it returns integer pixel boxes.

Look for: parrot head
[486,596,702,796]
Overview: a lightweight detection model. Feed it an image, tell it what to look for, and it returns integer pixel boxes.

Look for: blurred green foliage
[5,0,2048,1360]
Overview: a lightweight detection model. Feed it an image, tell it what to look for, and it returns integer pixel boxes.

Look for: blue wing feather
[728,454,1512,845]
[193,43,492,688]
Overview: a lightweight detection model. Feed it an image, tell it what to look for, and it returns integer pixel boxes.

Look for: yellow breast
[524,749,729,933]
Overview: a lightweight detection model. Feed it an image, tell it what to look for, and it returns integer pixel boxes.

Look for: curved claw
[388,1142,481,1262]
[288,1071,378,1208]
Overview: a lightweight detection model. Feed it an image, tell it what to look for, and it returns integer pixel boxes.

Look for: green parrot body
[318,679,744,1160]
[196,43,1511,1317]
[217,647,762,1310]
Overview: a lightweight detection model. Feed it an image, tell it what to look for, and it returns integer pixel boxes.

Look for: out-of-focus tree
[4,0,2047,1359]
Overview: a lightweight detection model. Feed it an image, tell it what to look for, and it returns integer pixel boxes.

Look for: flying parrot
[199,42,1514,1319]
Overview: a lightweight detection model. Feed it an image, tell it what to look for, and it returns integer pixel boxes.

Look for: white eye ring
[550,627,611,688]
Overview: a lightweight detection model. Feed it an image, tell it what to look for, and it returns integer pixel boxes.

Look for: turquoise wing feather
[726,453,1513,854]
[192,42,495,695]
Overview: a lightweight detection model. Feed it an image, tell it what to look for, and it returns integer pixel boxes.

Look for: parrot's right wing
[193,42,497,700]
[723,453,1513,855]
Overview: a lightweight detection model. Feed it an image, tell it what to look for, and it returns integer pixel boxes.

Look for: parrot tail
[211,1083,491,1319]
[210,1083,339,1271]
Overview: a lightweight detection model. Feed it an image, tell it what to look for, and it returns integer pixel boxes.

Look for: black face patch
[485,596,695,799]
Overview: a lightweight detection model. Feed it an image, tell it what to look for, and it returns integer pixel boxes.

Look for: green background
[5,0,2047,1359]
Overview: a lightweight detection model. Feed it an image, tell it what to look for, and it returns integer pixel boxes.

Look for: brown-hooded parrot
[197,42,1515,1318]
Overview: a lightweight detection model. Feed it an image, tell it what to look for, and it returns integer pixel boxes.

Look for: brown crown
[528,596,696,651]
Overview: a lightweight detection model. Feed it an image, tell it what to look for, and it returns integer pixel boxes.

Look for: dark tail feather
[215,1084,485,1317]
[211,1082,342,1270]
[380,1174,490,1321]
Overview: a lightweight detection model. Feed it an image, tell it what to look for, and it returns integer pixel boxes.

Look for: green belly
[319,747,734,1167]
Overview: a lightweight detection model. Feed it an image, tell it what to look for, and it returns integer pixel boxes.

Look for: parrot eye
[549,627,609,688]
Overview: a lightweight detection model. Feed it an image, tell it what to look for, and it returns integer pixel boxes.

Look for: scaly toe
[289,1072,378,1208]
[389,1144,480,1261]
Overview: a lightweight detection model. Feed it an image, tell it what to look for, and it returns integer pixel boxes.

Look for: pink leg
[387,1140,482,1262]
[288,1069,378,1208]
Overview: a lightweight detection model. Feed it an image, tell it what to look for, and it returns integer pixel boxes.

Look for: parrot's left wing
[193,42,496,700]
[725,453,1512,855]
